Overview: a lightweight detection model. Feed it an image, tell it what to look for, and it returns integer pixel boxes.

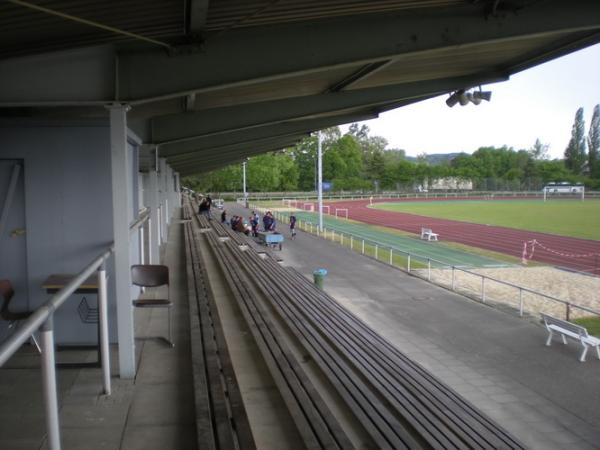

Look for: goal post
[335,208,349,219]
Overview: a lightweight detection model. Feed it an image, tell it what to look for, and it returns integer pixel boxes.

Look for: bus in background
[543,182,584,194]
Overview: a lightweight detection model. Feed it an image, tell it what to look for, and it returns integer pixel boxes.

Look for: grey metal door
[0,160,29,320]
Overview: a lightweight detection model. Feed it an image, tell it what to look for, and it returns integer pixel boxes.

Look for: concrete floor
[3,203,600,450]
[0,215,196,450]
[230,203,600,450]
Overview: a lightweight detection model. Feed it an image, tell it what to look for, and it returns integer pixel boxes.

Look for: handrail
[256,204,600,321]
[0,246,113,365]
[129,207,150,232]
[0,245,114,450]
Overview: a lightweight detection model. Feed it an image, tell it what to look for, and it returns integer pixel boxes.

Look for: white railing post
[362,239,365,254]
[481,277,486,302]
[375,244,378,260]
[40,316,61,450]
[428,259,431,281]
[98,263,111,395]
[340,233,344,246]
[389,248,393,265]
[519,289,524,316]
[139,226,145,264]
[350,235,353,250]
[332,229,335,242]
[407,254,411,272]
[451,266,456,290]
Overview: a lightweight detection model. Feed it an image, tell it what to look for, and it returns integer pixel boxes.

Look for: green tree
[529,138,549,160]
[588,104,600,179]
[564,107,587,174]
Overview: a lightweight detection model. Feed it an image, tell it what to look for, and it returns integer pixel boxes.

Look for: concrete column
[174,172,181,206]
[159,158,168,240]
[108,104,136,378]
[146,170,161,264]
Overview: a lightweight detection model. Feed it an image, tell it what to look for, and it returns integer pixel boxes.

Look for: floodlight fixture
[473,90,492,102]
[445,91,460,107]
[457,90,469,106]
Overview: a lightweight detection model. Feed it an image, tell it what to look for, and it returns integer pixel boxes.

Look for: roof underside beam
[158,111,379,157]
[119,0,600,103]
[1,0,599,105]
[187,0,210,35]
[151,72,507,143]
[169,135,304,174]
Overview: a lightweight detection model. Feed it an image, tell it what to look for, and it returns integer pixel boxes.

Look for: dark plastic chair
[0,279,40,352]
[131,265,174,347]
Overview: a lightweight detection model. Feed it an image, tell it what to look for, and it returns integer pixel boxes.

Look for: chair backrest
[541,313,588,338]
[0,279,15,321]
[131,265,169,288]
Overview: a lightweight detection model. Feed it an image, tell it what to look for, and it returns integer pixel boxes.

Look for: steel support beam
[118,1,600,102]
[1,1,598,105]
[168,135,304,170]
[166,134,307,164]
[108,103,136,379]
[158,111,378,156]
[152,72,507,143]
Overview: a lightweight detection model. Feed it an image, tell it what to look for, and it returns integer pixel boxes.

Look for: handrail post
[428,259,431,281]
[407,254,411,272]
[350,235,353,250]
[40,316,61,450]
[519,288,524,316]
[566,303,570,321]
[362,239,365,254]
[375,244,378,260]
[139,226,145,264]
[98,263,111,395]
[451,266,456,290]
[481,276,486,302]
[389,248,393,265]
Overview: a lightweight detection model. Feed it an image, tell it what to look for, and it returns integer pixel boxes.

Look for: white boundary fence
[249,203,600,322]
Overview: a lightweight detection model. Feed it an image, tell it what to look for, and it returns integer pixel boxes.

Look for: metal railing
[252,205,600,322]
[0,246,114,450]
[130,207,151,265]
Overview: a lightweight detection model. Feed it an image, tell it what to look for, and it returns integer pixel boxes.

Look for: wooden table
[42,274,102,368]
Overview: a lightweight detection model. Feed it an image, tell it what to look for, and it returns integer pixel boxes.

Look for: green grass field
[372,199,600,240]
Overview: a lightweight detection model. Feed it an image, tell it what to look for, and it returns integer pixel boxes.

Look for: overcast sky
[341,43,600,159]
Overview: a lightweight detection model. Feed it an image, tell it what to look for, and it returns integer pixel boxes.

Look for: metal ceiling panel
[190,65,364,110]
[0,0,183,59]
[348,34,563,90]
[205,0,466,32]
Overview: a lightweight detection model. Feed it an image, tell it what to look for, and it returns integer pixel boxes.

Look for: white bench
[541,313,600,362]
[420,227,439,241]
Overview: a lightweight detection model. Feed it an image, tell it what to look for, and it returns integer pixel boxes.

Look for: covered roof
[1,0,599,175]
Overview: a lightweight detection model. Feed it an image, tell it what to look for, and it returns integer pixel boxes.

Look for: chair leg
[580,343,588,362]
[167,306,174,348]
[545,330,553,346]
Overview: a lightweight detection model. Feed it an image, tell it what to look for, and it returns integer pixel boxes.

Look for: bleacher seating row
[183,197,525,449]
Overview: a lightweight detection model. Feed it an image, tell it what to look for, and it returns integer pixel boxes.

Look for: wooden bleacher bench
[541,313,600,362]
[420,227,439,241]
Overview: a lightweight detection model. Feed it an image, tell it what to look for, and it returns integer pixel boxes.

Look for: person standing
[289,214,297,239]
[221,209,227,224]
[205,195,213,219]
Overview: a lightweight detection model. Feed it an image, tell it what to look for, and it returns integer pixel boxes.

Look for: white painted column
[317,130,323,232]
[108,104,136,378]
[174,172,181,206]
[147,171,161,264]
[159,158,168,241]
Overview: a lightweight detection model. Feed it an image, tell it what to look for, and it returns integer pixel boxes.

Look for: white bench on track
[541,313,600,362]
[420,227,439,241]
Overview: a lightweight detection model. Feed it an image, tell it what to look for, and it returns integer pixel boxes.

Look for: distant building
[429,177,473,191]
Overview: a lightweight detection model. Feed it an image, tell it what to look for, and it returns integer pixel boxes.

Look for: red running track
[328,198,600,275]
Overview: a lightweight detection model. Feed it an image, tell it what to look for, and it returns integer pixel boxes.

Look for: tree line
[183,105,600,193]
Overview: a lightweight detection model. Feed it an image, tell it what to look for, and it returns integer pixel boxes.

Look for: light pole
[317,131,323,231]
[242,159,248,207]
